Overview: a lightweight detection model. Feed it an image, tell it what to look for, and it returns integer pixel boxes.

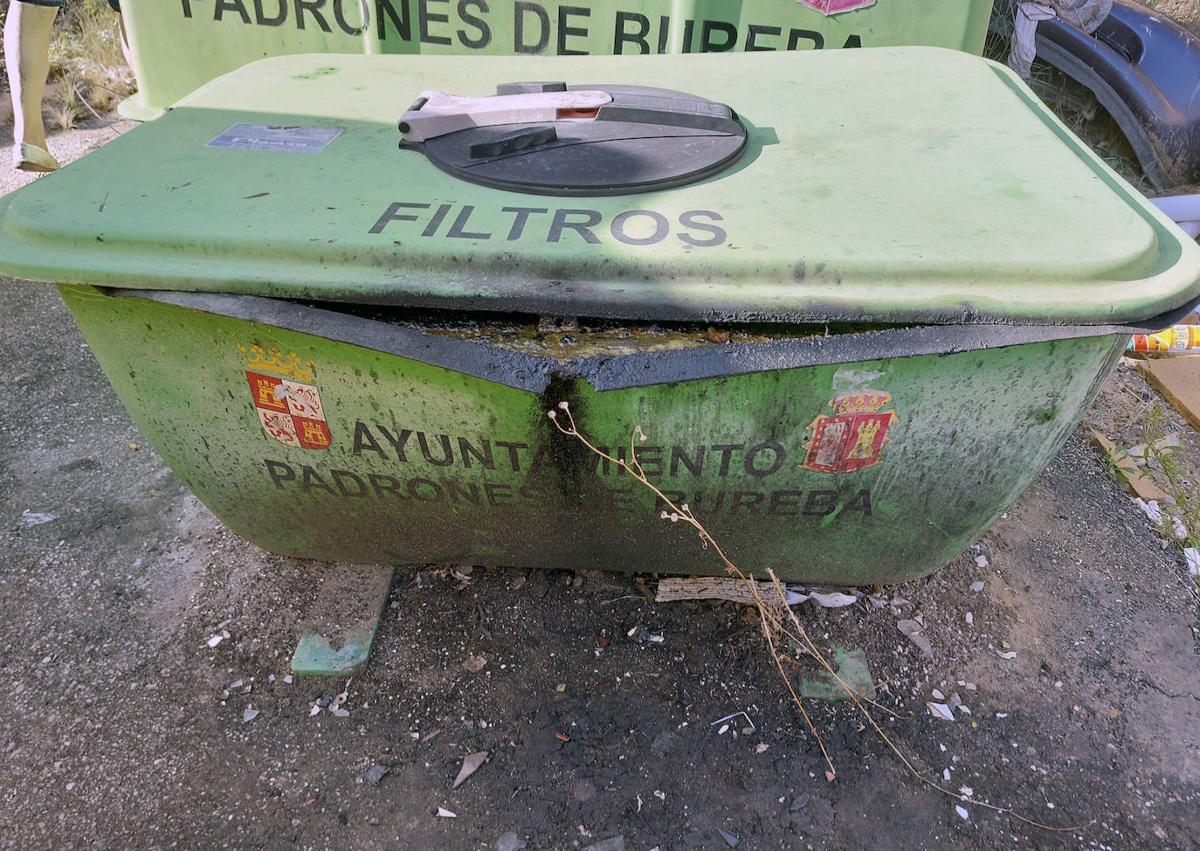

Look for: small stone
[572,779,597,802]
[717,827,739,848]
[582,837,624,851]
[20,510,57,527]
[650,731,680,758]
[788,795,833,838]
[362,764,390,786]
[970,581,985,593]
[496,832,527,851]
[242,707,259,723]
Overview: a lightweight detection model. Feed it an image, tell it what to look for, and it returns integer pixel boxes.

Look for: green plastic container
[115,0,997,119]
[2,48,1197,584]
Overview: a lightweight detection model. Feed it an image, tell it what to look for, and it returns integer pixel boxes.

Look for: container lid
[1,48,1197,326]
[400,83,748,196]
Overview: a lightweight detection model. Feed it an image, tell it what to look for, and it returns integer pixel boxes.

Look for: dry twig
[548,402,1082,833]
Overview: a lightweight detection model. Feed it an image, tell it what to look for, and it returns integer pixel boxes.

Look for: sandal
[13,142,60,173]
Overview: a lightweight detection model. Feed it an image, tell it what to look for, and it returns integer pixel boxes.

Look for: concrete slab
[1136,356,1200,430]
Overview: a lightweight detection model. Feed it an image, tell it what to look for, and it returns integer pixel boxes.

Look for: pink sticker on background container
[796,0,877,15]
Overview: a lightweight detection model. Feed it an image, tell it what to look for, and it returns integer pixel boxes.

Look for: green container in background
[2,48,1197,583]
[116,0,997,119]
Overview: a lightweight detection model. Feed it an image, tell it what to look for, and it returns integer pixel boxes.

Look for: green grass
[1142,405,1200,554]
[1105,402,1200,589]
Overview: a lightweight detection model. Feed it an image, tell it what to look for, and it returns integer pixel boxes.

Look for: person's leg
[5,0,60,162]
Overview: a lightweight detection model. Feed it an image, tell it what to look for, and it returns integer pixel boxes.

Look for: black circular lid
[401,82,747,196]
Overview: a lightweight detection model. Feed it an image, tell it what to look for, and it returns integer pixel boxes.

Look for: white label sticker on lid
[206,123,343,153]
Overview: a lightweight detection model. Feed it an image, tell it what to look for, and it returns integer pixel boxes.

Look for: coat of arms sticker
[801,389,898,473]
[239,344,332,450]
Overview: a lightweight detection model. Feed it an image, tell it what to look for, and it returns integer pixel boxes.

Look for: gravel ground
[2,106,1199,851]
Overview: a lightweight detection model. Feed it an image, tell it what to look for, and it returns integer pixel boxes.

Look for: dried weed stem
[548,403,1081,834]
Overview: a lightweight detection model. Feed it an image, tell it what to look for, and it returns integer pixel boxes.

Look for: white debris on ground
[1133,497,1189,541]
[654,577,861,608]
[927,702,955,722]
[806,591,858,608]
[452,751,489,789]
[897,619,934,659]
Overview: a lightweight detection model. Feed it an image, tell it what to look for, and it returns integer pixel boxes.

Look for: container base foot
[290,564,395,677]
